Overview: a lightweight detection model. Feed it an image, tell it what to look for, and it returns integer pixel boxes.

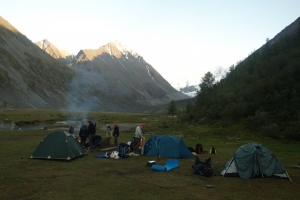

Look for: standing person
[87,121,96,145]
[79,122,88,148]
[135,124,146,155]
[87,121,96,136]
[113,123,119,147]
[106,124,112,146]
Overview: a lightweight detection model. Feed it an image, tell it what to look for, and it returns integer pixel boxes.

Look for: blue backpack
[118,143,129,158]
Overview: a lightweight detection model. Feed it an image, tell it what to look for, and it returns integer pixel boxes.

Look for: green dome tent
[220,143,291,181]
[30,130,85,161]
[144,135,195,158]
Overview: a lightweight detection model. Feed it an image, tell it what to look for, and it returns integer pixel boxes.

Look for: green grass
[0,109,300,200]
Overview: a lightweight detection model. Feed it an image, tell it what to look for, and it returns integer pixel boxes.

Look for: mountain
[178,84,199,97]
[0,16,188,112]
[35,39,74,64]
[0,16,74,109]
[63,41,188,112]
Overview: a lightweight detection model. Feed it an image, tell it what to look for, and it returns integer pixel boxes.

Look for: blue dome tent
[144,135,195,158]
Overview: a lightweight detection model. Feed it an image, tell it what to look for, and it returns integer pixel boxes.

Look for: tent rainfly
[220,142,292,181]
[144,135,195,158]
[30,130,85,161]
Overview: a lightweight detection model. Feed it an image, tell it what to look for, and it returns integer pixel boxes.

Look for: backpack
[195,143,204,154]
[130,137,141,152]
[210,147,217,154]
[192,157,213,177]
[118,143,129,158]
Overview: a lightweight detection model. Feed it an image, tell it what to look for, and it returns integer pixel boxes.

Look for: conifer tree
[167,100,177,122]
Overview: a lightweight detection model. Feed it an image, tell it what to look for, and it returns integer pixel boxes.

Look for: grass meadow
[0,109,300,200]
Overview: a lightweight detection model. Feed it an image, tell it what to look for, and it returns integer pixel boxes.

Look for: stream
[0,120,140,134]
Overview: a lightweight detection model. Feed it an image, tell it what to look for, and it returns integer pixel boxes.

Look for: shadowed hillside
[187,17,300,140]
[0,16,74,109]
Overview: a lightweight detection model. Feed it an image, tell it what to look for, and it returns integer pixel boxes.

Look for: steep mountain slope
[0,16,74,109]
[1,16,188,112]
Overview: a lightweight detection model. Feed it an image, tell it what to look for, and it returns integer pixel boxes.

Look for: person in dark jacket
[87,121,96,136]
[79,123,88,148]
[87,121,96,145]
[90,134,102,146]
[113,123,119,147]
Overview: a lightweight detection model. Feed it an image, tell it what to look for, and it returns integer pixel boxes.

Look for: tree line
[169,20,300,141]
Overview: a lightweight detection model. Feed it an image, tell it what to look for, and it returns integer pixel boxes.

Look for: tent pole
[286,172,292,182]
[160,143,165,161]
[157,139,160,161]
[222,157,234,176]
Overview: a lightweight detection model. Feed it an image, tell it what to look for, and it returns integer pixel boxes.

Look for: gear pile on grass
[192,156,213,177]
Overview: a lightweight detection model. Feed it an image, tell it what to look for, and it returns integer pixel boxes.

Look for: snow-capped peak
[113,40,139,58]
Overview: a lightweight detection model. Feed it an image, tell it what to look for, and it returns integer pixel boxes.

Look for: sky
[1,0,300,88]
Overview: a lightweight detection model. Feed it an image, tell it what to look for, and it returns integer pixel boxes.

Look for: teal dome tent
[221,143,291,181]
[144,135,195,158]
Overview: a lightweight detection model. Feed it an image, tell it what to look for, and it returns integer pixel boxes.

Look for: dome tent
[30,130,85,161]
[220,142,291,181]
[144,135,195,158]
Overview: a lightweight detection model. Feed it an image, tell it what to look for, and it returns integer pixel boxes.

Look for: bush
[283,121,300,141]
[263,123,280,139]
[246,110,269,130]
[285,132,300,141]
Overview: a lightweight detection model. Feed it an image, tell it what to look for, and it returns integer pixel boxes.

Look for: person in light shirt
[134,124,146,155]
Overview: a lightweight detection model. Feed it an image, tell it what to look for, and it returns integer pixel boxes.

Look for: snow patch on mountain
[146,65,156,83]
[176,84,199,97]
[40,39,50,50]
[113,40,139,59]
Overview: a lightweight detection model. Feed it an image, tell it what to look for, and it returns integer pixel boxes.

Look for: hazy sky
[1,0,299,88]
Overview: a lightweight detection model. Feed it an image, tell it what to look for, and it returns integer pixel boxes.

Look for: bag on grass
[195,143,204,154]
[192,156,213,177]
[118,143,129,158]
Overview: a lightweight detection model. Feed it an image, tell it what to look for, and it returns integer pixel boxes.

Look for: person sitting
[69,124,77,138]
[90,134,102,147]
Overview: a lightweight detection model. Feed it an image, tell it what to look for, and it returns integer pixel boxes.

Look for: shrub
[246,110,269,130]
[284,121,300,141]
[263,123,280,139]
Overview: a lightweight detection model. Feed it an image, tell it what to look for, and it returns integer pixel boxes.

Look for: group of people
[69,121,102,149]
[106,123,146,155]
[105,123,119,147]
[69,121,146,155]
